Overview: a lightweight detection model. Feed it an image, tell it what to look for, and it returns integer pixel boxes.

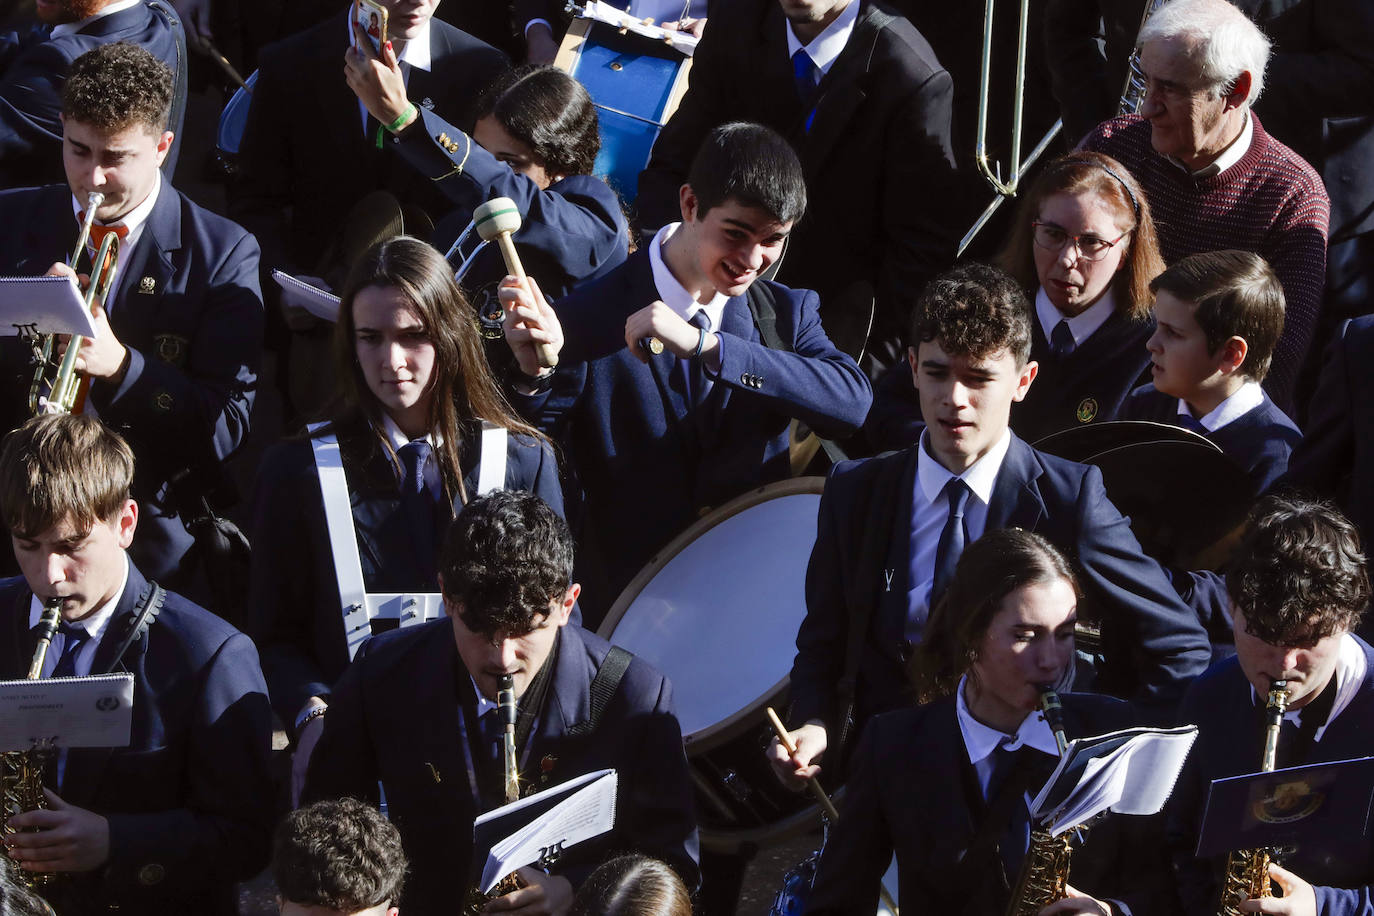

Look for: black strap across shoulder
[567,645,633,737]
[745,281,792,353]
[98,582,166,674]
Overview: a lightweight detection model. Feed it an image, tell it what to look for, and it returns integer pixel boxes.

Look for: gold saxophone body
[1217,679,1290,916]
[1005,688,1078,916]
[463,674,525,914]
[1,597,63,888]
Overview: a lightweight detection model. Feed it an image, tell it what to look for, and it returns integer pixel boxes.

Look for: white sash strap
[477,422,508,495]
[308,426,444,661]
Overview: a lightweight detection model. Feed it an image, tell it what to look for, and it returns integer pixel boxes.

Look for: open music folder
[471,768,618,894]
[0,673,135,752]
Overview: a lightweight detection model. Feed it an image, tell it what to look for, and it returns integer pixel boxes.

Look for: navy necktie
[398,440,438,580]
[791,49,821,132]
[1049,320,1076,359]
[990,743,1033,881]
[51,622,90,678]
[930,479,971,604]
[683,310,713,408]
[477,708,503,764]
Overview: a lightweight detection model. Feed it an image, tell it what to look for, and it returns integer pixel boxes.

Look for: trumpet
[27,191,121,416]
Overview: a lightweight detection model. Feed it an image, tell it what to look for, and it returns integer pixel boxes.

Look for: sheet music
[0,674,135,751]
[475,769,618,893]
[272,270,341,322]
[570,1,699,54]
[0,275,96,337]
[1030,725,1198,836]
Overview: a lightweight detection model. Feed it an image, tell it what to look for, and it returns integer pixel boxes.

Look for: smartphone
[352,0,387,54]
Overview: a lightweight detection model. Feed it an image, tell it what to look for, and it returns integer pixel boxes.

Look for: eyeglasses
[1031,221,1132,262]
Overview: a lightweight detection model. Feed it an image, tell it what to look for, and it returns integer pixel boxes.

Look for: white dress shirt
[956,674,1061,797]
[784,0,860,77]
[351,15,433,134]
[1034,285,1118,351]
[649,222,729,373]
[906,429,1012,638]
[69,170,163,297]
[27,557,129,680]
[1179,379,1264,432]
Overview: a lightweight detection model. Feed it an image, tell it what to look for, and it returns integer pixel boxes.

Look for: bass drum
[598,477,831,853]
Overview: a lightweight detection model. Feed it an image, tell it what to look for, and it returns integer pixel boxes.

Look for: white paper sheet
[0,275,96,337]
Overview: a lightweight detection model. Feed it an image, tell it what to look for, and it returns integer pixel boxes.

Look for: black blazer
[302,621,701,914]
[789,437,1213,756]
[806,692,1175,916]
[231,11,509,278]
[0,565,274,915]
[637,0,961,348]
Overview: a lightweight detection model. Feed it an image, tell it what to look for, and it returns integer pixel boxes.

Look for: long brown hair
[997,151,1164,321]
[911,529,1081,703]
[328,236,545,508]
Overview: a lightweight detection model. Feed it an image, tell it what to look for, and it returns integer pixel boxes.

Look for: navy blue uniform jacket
[395,106,628,308]
[806,693,1173,916]
[514,248,872,618]
[231,12,508,279]
[1121,382,1302,496]
[1012,307,1156,444]
[0,564,274,915]
[246,417,564,727]
[790,438,1212,752]
[637,0,960,349]
[1170,636,1374,916]
[1281,316,1374,546]
[0,184,263,583]
[302,621,700,914]
[0,1,184,187]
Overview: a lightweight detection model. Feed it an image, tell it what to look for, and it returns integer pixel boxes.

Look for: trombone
[960,0,1063,256]
[27,191,120,416]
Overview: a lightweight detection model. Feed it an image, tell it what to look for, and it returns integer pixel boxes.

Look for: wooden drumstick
[474,197,558,369]
[766,706,841,822]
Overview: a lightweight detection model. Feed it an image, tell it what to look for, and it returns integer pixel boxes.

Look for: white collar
[785,0,859,76]
[1179,379,1264,432]
[28,554,130,647]
[648,222,730,331]
[379,411,440,452]
[1249,633,1367,742]
[50,0,141,39]
[70,168,161,237]
[344,13,433,70]
[1034,285,1118,349]
[916,428,1011,509]
[956,675,1062,767]
[1169,110,1253,178]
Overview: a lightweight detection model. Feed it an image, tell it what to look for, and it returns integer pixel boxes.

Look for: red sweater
[1084,113,1329,414]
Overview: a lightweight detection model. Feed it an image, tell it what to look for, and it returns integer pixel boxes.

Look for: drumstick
[766,706,840,822]
[474,197,558,369]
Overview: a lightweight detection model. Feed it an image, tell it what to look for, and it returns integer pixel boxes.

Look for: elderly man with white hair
[1081,0,1329,417]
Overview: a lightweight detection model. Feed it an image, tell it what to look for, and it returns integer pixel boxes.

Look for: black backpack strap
[745,281,792,353]
[566,645,634,737]
[147,1,188,180]
[99,582,166,674]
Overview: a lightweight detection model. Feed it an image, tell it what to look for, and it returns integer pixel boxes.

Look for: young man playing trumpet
[1169,494,1374,916]
[0,42,262,595]
[0,413,274,915]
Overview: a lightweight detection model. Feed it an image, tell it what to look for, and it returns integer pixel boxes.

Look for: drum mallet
[766,706,841,821]
[474,197,558,369]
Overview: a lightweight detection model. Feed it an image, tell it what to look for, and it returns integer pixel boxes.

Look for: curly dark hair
[272,798,407,911]
[910,528,1080,702]
[1227,495,1370,645]
[475,65,601,178]
[62,42,172,133]
[438,490,573,638]
[908,262,1033,366]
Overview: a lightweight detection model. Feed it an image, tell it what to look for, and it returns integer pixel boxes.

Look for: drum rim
[596,476,827,743]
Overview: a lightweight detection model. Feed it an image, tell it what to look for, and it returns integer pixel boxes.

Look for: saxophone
[1216,679,1290,916]
[1,597,63,888]
[1005,688,1079,916]
[463,674,526,914]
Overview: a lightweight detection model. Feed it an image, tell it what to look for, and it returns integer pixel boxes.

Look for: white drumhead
[598,478,824,742]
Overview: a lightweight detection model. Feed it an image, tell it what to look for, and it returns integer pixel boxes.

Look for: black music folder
[1195,756,1374,857]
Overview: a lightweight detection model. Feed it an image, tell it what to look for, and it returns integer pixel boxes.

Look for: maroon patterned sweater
[1083,113,1329,414]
